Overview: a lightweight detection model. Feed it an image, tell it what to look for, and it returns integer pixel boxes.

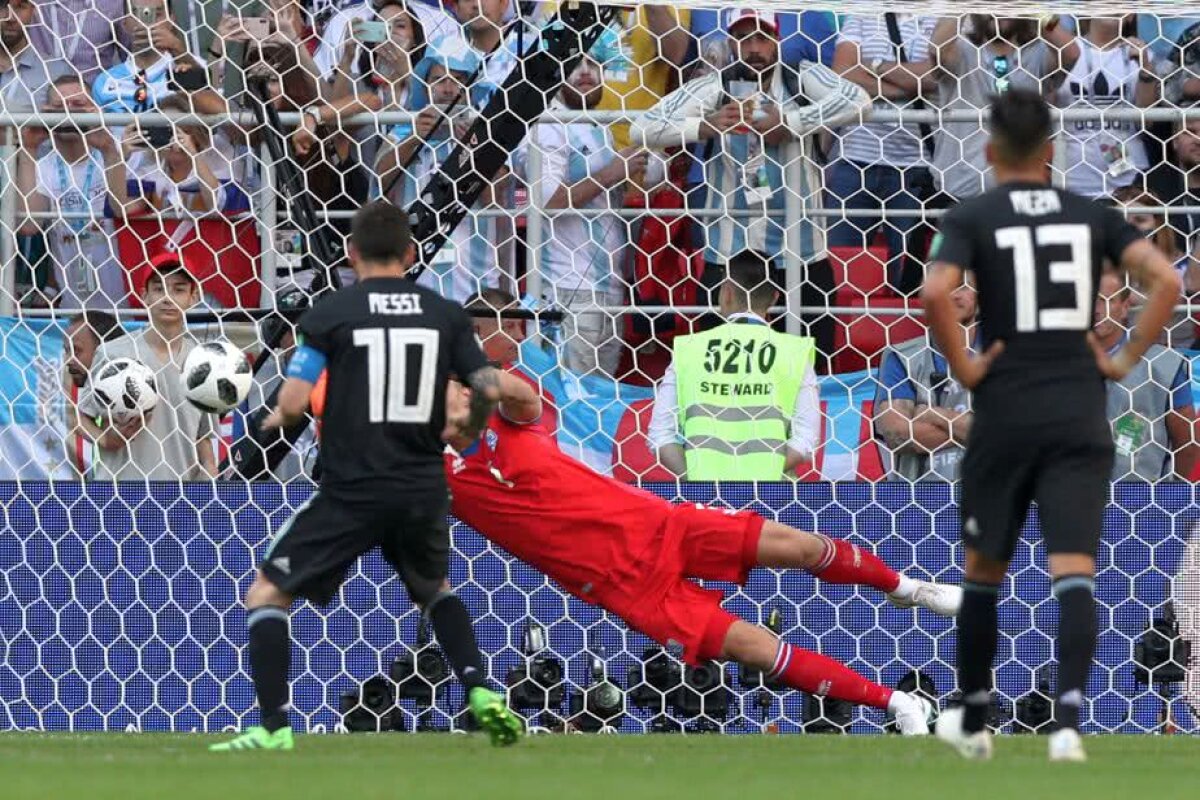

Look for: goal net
[0,0,1197,735]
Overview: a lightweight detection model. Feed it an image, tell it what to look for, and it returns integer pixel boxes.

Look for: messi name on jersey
[368,293,424,315]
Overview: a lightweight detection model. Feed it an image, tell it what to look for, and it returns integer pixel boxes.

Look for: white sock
[891,573,919,599]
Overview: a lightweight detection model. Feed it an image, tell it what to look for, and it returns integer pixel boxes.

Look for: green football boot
[209,726,295,752]
[468,687,523,747]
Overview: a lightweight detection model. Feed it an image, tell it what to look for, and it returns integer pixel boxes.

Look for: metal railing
[2,102,1197,322]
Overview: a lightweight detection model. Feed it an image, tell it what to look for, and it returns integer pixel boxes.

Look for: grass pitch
[1,732,1196,800]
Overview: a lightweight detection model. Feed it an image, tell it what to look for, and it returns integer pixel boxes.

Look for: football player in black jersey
[211,201,526,751]
[922,90,1180,761]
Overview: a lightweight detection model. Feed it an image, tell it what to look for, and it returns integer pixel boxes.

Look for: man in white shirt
[0,0,58,113]
[520,52,645,376]
[830,14,938,291]
[649,251,821,478]
[87,255,218,481]
[15,73,128,309]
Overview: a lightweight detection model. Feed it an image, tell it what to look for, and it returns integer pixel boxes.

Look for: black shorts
[260,490,451,606]
[959,416,1114,563]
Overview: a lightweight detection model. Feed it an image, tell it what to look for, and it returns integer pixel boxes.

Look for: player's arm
[1165,359,1198,479]
[922,263,1003,390]
[263,341,325,430]
[497,373,542,425]
[1099,239,1183,379]
[445,365,504,442]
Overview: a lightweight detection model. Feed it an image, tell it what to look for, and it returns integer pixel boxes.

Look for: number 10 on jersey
[353,327,439,423]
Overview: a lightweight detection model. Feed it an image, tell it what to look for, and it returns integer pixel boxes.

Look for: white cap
[723,9,779,36]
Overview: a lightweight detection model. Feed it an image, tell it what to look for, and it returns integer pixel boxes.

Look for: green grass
[1,733,1197,800]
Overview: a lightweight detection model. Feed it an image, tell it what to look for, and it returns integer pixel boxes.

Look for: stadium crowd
[3,1,1200,482]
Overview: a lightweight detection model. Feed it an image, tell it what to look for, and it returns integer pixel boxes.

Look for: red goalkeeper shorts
[589,504,764,665]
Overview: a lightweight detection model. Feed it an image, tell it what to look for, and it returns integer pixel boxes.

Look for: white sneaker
[888,579,963,617]
[891,691,934,735]
[935,707,993,760]
[1048,728,1087,762]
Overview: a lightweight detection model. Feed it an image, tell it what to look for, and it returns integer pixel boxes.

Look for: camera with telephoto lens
[626,647,683,732]
[505,622,564,713]
[568,651,624,732]
[627,647,681,713]
[340,675,399,732]
[1134,603,1192,686]
[673,662,731,726]
[389,617,449,707]
[802,693,853,734]
[1013,665,1055,734]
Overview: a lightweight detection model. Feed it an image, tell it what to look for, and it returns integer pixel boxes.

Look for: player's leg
[717,618,934,734]
[605,568,934,734]
[936,435,1035,761]
[1036,439,1111,762]
[211,494,366,752]
[208,572,297,752]
[385,504,523,746]
[668,505,959,616]
[754,521,961,616]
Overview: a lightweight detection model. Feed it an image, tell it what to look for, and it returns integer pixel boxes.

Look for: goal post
[0,1,1197,733]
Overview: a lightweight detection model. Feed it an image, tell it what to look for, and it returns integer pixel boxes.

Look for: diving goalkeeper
[442,376,961,733]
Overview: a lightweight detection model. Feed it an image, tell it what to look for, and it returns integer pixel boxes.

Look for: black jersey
[297,277,488,499]
[931,181,1143,414]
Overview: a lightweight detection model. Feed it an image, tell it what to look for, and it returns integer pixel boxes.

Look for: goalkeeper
[438,376,961,732]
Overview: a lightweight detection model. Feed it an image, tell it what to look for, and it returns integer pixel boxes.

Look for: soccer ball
[89,358,158,422]
[184,340,253,414]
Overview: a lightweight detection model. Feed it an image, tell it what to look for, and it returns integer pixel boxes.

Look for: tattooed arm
[463,366,501,438]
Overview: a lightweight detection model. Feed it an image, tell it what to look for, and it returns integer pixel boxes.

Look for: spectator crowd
[1,2,1200,483]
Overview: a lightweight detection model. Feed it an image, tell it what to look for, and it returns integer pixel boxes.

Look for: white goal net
[0,0,1197,735]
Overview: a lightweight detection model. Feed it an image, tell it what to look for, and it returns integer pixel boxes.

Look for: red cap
[724,9,779,37]
[142,251,199,292]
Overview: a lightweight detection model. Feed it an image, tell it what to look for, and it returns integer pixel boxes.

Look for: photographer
[207,0,324,107]
[15,75,128,310]
[91,0,223,114]
[113,122,225,217]
[293,0,426,161]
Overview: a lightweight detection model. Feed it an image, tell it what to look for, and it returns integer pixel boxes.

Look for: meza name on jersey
[1009,190,1062,217]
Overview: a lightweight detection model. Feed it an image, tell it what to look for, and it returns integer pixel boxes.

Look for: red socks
[767,642,893,710]
[813,537,900,593]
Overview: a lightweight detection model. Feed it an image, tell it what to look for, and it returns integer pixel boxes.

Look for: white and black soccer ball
[89,358,158,422]
[183,340,253,414]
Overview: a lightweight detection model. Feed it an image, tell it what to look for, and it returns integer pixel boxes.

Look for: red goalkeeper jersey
[445,413,673,598]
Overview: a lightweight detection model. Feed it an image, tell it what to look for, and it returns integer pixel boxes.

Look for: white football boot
[1048,728,1087,762]
[935,706,994,760]
[888,578,963,617]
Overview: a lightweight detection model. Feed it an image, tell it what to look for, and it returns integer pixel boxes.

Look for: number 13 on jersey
[995,223,1093,332]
